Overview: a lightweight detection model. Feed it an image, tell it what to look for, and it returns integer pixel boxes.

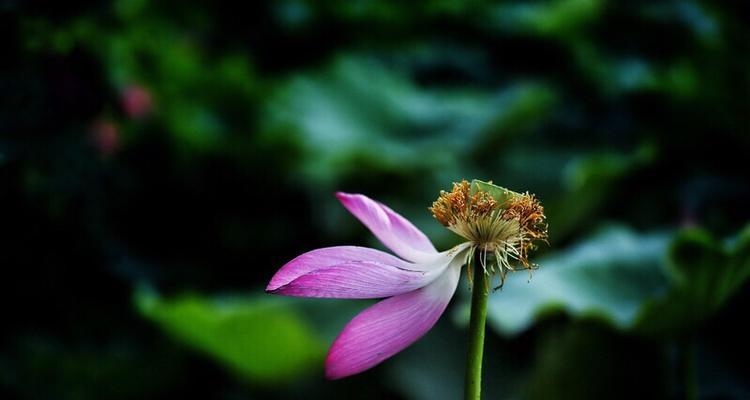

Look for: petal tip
[324,368,343,380]
[265,281,291,295]
[324,350,353,380]
[264,285,279,294]
[265,277,282,292]
[335,191,355,203]
[265,275,289,293]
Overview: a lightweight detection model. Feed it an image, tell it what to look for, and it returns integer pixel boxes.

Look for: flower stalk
[464,256,489,400]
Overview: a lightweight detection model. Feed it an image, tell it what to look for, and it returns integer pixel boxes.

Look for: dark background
[2,0,750,399]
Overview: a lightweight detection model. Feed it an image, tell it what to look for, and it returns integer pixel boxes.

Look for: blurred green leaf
[477,226,671,336]
[486,0,604,37]
[263,56,556,185]
[386,324,466,400]
[476,224,750,339]
[387,322,526,400]
[524,321,667,400]
[135,290,326,384]
[549,145,655,240]
[634,225,750,337]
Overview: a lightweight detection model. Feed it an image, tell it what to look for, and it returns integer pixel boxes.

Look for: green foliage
[635,225,750,337]
[479,226,671,336]
[479,224,750,339]
[489,0,604,37]
[524,322,667,400]
[135,290,326,384]
[549,145,655,240]
[263,57,557,185]
[4,0,750,397]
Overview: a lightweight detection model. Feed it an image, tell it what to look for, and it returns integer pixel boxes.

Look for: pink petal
[268,259,441,299]
[336,192,437,263]
[266,245,469,298]
[325,261,462,379]
[267,246,411,291]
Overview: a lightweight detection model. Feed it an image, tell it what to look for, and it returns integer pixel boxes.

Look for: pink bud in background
[90,119,120,157]
[121,85,153,119]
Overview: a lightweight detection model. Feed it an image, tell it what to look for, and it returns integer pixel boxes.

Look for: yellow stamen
[430,179,548,289]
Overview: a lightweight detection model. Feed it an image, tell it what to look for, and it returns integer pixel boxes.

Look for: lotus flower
[266,182,547,379]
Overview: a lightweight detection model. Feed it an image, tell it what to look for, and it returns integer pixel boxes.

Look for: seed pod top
[430,179,548,288]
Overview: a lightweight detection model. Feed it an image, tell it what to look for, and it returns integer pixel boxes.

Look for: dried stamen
[430,179,548,289]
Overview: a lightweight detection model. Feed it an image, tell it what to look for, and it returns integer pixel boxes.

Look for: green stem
[464,259,489,400]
